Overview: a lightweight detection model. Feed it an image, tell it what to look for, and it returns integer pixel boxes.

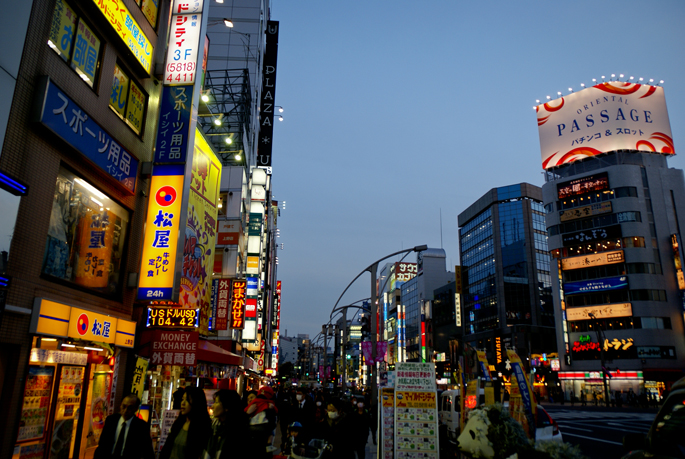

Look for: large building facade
[543,152,685,398]
[458,184,556,372]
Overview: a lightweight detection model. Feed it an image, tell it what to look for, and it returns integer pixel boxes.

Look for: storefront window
[42,167,129,295]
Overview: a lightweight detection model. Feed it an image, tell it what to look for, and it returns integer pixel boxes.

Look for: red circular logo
[76,313,89,336]
[155,186,177,207]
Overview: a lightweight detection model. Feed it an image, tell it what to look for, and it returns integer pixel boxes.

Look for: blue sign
[247,277,259,291]
[37,78,138,194]
[564,276,628,295]
[154,85,192,163]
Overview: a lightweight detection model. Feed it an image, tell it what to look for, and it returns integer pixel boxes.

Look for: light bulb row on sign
[534,75,665,108]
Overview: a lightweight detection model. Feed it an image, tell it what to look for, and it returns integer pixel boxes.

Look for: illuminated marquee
[146,307,199,328]
[557,173,609,200]
[571,336,637,360]
[537,83,674,170]
[560,202,612,222]
[230,280,246,329]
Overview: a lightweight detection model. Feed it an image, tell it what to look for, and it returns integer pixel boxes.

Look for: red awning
[197,339,242,366]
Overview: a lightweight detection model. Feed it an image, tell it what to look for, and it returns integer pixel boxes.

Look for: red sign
[217,221,240,245]
[245,298,257,318]
[215,279,231,330]
[150,330,199,366]
[230,280,246,329]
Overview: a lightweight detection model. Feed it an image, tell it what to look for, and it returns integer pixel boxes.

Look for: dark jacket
[349,409,371,446]
[314,414,354,459]
[160,414,212,459]
[290,398,316,430]
[94,414,154,459]
[203,416,255,459]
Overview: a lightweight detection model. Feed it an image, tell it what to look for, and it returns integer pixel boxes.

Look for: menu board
[17,366,55,442]
[380,388,395,459]
[50,366,85,459]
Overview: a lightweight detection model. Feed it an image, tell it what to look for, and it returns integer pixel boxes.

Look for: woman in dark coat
[203,389,254,459]
[160,386,212,459]
[315,398,354,459]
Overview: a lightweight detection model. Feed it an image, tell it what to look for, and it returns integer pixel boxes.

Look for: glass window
[109,63,147,135]
[48,0,101,88]
[0,192,21,272]
[43,167,129,295]
[140,0,159,28]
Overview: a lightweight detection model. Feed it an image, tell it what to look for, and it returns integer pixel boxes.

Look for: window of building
[137,0,159,28]
[635,317,672,329]
[109,63,147,135]
[48,0,102,88]
[43,167,129,296]
[630,289,667,302]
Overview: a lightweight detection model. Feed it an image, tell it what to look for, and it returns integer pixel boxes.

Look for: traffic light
[360,315,370,340]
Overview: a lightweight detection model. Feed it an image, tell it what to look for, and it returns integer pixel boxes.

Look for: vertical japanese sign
[164,4,202,85]
[75,209,115,289]
[137,166,184,300]
[380,387,395,459]
[476,350,492,382]
[256,21,280,167]
[36,77,139,193]
[215,278,231,330]
[230,280,246,329]
[506,350,537,438]
[178,129,221,334]
[154,85,192,163]
[131,356,148,398]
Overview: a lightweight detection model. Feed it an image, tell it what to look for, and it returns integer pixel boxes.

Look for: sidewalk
[273,427,379,458]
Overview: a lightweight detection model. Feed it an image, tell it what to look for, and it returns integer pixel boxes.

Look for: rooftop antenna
[440,208,443,249]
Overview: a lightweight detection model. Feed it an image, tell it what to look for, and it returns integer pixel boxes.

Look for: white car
[438,390,563,444]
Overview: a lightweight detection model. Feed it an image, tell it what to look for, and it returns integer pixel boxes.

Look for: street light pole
[588,313,610,407]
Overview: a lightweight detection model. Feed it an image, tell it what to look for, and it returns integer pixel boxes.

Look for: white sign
[159,409,180,451]
[537,83,674,169]
[395,362,436,391]
[164,13,202,85]
[173,0,203,14]
[455,293,461,327]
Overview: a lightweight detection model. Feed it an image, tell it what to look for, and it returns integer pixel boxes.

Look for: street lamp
[587,312,610,407]
[331,244,427,407]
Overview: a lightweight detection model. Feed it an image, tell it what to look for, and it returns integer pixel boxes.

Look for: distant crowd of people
[93,384,376,459]
[550,387,662,408]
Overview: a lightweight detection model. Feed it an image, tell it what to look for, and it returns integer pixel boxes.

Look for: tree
[279,361,294,378]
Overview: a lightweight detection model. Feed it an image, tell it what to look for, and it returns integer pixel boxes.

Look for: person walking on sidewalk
[314,399,354,459]
[580,390,587,406]
[350,399,371,459]
[160,387,212,459]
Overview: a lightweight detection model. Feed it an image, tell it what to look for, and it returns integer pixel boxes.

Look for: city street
[543,404,658,459]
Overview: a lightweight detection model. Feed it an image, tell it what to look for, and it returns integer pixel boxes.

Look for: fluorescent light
[61,343,76,348]
[75,178,107,200]
[214,118,221,126]
[223,19,234,27]
[225,137,232,144]
[201,94,209,103]
[84,346,104,352]
[42,338,57,342]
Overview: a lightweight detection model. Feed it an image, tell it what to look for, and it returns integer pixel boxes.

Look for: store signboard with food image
[16,366,56,443]
[50,366,85,459]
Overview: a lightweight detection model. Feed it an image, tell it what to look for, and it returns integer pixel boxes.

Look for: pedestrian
[592,391,598,406]
[350,397,371,459]
[172,386,185,410]
[246,386,279,457]
[94,394,155,459]
[160,386,212,459]
[570,390,575,407]
[282,422,307,456]
[580,390,586,406]
[314,398,354,459]
[616,391,622,408]
[203,389,253,459]
[291,387,316,431]
[314,393,327,424]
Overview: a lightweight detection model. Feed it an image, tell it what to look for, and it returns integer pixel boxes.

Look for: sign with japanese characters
[154,85,193,163]
[564,276,628,295]
[537,83,674,170]
[146,307,199,328]
[560,201,612,222]
[150,330,198,366]
[566,302,632,321]
[216,220,240,245]
[178,129,221,334]
[68,307,117,343]
[571,335,637,360]
[230,280,246,329]
[36,78,139,193]
[165,12,202,85]
[395,362,436,391]
[256,21,280,167]
[131,356,148,397]
[562,225,622,247]
[214,279,231,330]
[561,250,624,270]
[137,166,184,300]
[557,173,609,199]
[671,234,685,290]
[91,0,153,73]
[637,346,676,359]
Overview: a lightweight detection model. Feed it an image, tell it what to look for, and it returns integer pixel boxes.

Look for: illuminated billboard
[557,173,609,199]
[560,202,612,222]
[566,302,632,321]
[561,250,624,270]
[537,83,674,170]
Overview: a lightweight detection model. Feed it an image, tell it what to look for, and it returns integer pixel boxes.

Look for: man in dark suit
[290,387,315,431]
[94,394,155,459]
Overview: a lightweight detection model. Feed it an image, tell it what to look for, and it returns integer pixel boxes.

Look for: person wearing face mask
[349,398,371,459]
[313,394,327,424]
[160,387,212,459]
[290,387,315,432]
[315,399,354,459]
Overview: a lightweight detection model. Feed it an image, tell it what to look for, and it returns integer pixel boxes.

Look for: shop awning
[197,340,242,366]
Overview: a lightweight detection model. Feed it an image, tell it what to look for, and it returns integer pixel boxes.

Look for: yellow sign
[395,390,436,409]
[560,202,612,222]
[126,79,145,134]
[178,129,221,334]
[92,0,153,73]
[48,0,76,62]
[110,64,129,117]
[566,303,632,321]
[32,298,136,347]
[131,356,148,397]
[247,256,260,271]
[561,250,624,270]
[137,172,185,301]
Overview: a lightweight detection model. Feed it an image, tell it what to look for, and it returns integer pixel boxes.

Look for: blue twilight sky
[268,1,685,341]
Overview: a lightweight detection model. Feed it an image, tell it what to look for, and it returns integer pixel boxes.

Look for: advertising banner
[149,330,198,366]
[153,85,192,163]
[557,173,609,199]
[131,357,148,398]
[380,388,395,459]
[476,350,492,382]
[137,166,184,300]
[165,13,202,85]
[564,276,628,295]
[537,83,674,170]
[214,279,231,330]
[561,250,624,270]
[146,307,199,329]
[560,202,612,222]
[216,221,240,245]
[565,302,632,321]
[230,280,246,329]
[506,350,536,438]
[394,391,438,458]
[256,21,280,167]
[562,225,622,247]
[571,335,637,360]
[395,362,437,391]
[178,130,221,334]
